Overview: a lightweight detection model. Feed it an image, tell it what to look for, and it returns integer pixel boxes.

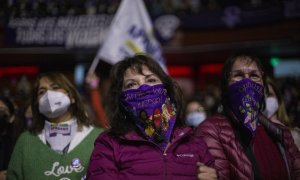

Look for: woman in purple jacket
[87,54,216,180]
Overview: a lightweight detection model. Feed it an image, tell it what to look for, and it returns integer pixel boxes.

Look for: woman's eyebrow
[38,86,46,91]
[123,79,135,83]
[145,73,156,78]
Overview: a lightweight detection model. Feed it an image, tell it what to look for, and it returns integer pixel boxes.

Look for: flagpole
[88,56,100,75]
[91,0,166,71]
[86,56,110,128]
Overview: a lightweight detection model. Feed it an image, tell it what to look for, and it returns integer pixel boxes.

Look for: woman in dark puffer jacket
[196,53,300,180]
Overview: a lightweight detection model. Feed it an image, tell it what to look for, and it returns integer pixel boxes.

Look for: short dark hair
[30,72,92,134]
[221,53,267,115]
[184,96,208,115]
[106,54,184,136]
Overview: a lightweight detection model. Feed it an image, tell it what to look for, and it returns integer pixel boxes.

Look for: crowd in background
[0,0,299,179]
[1,71,300,130]
[1,54,299,179]
[0,0,285,18]
[0,54,300,180]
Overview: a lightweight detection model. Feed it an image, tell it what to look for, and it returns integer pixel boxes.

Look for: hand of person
[85,73,100,89]
[197,162,217,180]
[0,170,7,180]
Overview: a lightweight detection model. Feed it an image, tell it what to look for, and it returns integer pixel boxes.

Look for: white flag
[89,0,166,73]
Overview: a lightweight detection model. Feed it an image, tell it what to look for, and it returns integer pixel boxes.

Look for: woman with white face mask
[264,77,300,150]
[7,72,104,180]
[185,97,208,128]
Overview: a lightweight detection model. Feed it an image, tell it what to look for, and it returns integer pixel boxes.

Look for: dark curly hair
[106,54,185,137]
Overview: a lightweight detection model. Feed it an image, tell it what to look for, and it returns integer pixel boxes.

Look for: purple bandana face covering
[120,84,177,151]
[228,78,264,135]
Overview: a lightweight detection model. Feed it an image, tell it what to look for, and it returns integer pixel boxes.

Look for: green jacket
[7,126,103,180]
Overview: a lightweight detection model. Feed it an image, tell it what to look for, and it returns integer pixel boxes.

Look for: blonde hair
[266,77,292,127]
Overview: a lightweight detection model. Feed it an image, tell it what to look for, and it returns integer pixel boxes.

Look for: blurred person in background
[185,96,208,128]
[15,100,33,133]
[281,78,299,126]
[203,84,221,115]
[7,72,104,180]
[85,72,109,128]
[196,53,300,179]
[87,54,217,180]
[263,76,300,150]
[24,102,33,129]
[0,96,17,180]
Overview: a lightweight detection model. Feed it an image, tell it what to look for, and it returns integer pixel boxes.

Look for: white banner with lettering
[90,0,166,73]
[7,15,112,48]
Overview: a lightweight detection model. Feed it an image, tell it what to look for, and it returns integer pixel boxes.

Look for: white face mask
[186,112,206,127]
[39,90,71,119]
[263,97,279,118]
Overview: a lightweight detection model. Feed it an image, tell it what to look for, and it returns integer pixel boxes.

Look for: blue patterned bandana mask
[227,78,264,135]
[120,84,177,151]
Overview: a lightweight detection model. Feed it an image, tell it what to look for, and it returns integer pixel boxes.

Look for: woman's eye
[235,73,244,77]
[38,90,45,95]
[147,78,158,83]
[52,85,60,90]
[125,82,137,89]
[250,73,259,77]
[232,73,244,79]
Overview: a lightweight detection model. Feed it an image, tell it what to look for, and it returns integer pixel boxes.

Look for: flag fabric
[89,0,167,73]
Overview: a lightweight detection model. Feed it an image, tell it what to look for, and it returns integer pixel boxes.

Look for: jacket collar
[121,126,193,142]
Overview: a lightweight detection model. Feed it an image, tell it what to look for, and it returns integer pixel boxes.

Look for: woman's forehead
[39,76,51,83]
[125,65,151,75]
[232,58,259,70]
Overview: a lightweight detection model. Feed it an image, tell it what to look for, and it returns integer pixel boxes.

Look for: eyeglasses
[229,69,263,83]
